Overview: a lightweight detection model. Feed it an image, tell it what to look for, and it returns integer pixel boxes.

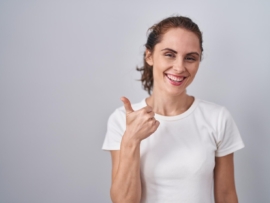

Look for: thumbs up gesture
[121,97,160,142]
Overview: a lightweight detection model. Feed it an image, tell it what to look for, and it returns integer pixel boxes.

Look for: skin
[110,98,159,203]
[145,28,201,116]
[110,27,238,203]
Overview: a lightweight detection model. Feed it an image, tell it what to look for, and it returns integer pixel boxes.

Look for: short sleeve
[101,108,126,151]
[215,107,245,157]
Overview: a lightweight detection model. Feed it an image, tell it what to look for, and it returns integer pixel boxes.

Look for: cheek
[152,67,166,85]
[188,64,199,75]
[153,65,166,80]
[152,67,161,80]
[153,62,169,76]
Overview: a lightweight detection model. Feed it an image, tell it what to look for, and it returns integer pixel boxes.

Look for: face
[146,28,201,97]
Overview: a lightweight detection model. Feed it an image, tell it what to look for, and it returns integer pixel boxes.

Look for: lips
[166,74,185,82]
[165,73,187,86]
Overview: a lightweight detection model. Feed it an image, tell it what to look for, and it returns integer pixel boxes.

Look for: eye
[185,56,196,61]
[165,52,175,58]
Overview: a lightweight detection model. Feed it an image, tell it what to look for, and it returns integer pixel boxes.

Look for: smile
[165,74,186,86]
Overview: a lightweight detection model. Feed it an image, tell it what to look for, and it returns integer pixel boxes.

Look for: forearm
[215,187,238,203]
[214,154,238,203]
[215,190,238,203]
[110,134,142,203]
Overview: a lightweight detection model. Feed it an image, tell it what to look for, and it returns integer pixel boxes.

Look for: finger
[144,105,153,113]
[145,112,155,121]
[148,111,155,118]
[149,119,160,132]
[154,120,160,129]
[120,97,134,114]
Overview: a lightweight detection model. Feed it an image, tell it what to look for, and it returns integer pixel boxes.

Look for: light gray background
[0,0,269,202]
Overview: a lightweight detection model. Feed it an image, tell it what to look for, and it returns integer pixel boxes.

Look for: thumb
[121,97,134,114]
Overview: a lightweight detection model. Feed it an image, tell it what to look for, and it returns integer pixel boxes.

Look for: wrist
[122,131,141,147]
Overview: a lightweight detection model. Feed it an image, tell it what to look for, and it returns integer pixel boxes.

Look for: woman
[102,16,245,203]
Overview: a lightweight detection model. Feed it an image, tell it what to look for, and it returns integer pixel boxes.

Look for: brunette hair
[136,16,203,95]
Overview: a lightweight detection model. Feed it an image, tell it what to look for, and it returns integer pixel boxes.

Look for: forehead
[156,28,201,53]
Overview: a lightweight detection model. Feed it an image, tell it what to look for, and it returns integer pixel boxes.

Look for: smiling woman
[102,16,245,203]
[144,28,201,103]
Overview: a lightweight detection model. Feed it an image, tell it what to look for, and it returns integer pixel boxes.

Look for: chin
[163,87,187,97]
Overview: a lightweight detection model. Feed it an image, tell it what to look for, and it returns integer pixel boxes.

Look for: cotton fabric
[102,98,245,203]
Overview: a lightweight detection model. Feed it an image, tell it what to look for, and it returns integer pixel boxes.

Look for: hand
[121,97,160,142]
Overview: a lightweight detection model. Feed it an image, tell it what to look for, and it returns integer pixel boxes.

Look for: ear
[145,49,153,66]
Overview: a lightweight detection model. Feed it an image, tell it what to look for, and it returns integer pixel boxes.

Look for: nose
[173,58,186,73]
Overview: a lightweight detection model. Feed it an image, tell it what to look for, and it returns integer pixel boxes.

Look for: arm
[110,136,141,203]
[214,153,238,203]
[110,97,159,203]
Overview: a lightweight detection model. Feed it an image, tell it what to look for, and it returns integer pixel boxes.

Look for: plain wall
[0,0,270,202]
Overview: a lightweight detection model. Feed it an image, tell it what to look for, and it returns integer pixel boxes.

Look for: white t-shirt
[102,98,245,203]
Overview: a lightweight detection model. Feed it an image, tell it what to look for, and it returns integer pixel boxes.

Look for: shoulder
[196,99,224,111]
[197,99,231,113]
[195,98,238,130]
[193,98,235,125]
[196,99,225,114]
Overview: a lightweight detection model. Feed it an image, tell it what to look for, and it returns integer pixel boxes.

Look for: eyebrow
[161,48,177,53]
[187,52,200,56]
[161,48,200,56]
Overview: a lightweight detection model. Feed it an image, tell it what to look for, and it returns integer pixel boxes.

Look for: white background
[0,0,270,202]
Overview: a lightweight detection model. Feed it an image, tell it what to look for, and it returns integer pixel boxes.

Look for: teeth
[167,74,184,82]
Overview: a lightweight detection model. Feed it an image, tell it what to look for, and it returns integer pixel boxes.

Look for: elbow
[110,184,140,203]
[110,187,122,203]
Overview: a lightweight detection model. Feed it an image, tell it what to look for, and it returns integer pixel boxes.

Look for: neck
[146,90,194,116]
